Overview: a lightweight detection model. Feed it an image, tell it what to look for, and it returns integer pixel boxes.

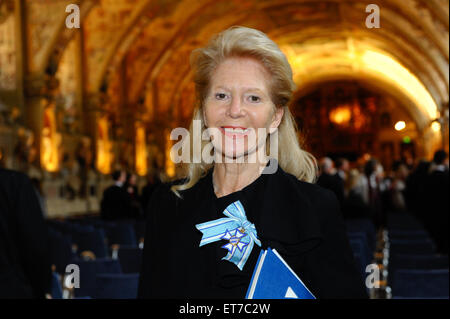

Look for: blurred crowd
[317,150,449,254]
[99,170,161,221]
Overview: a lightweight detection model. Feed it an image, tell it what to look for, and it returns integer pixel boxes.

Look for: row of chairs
[386,213,449,299]
[51,258,140,299]
[47,218,145,299]
[345,218,376,280]
[48,218,145,245]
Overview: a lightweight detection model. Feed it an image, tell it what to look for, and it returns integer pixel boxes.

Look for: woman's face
[203,57,283,160]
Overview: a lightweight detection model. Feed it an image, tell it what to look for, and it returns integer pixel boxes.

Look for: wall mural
[135,122,147,176]
[96,115,112,174]
[41,103,61,172]
[55,36,78,133]
[26,0,70,72]
[0,13,15,90]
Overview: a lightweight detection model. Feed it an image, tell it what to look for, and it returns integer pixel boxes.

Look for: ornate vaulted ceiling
[2,0,450,138]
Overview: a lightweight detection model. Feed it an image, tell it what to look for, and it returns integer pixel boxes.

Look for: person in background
[317,157,345,208]
[405,159,431,221]
[423,150,449,254]
[0,168,51,298]
[387,161,409,213]
[125,172,143,219]
[100,169,132,220]
[342,169,371,220]
[363,159,384,229]
[335,158,350,183]
[140,172,162,218]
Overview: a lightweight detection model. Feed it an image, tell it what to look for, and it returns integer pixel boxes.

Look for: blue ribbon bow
[196,200,261,270]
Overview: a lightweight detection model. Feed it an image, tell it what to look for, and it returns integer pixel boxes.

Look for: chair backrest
[348,239,370,278]
[47,227,77,274]
[390,254,449,271]
[348,232,372,265]
[72,258,122,298]
[345,219,376,252]
[388,254,449,286]
[389,229,431,241]
[104,222,137,247]
[392,269,449,298]
[389,239,436,255]
[117,246,143,274]
[72,228,108,258]
[387,213,425,231]
[95,273,139,299]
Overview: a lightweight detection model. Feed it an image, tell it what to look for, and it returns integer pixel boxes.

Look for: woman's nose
[228,97,244,118]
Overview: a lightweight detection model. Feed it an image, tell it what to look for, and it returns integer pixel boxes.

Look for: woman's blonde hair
[171,26,317,196]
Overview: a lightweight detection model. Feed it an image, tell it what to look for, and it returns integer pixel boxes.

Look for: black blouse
[138,162,368,299]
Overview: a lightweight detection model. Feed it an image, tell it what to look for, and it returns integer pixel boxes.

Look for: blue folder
[246,248,316,299]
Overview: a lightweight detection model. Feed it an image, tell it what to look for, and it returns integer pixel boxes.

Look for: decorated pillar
[23,73,60,170]
[135,120,148,176]
[85,93,112,175]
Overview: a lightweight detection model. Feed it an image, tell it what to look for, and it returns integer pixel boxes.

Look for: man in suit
[0,169,51,298]
[423,150,449,254]
[335,157,350,183]
[317,157,345,209]
[100,169,133,220]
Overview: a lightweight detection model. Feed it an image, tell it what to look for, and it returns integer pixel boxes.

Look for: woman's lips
[219,126,251,138]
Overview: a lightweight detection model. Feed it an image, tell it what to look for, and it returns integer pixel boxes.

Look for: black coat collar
[185,160,324,256]
[255,161,323,256]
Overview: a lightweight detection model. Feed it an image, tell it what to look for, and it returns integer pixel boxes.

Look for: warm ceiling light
[282,45,439,127]
[329,105,352,126]
[431,121,441,132]
[361,51,438,120]
[394,121,406,131]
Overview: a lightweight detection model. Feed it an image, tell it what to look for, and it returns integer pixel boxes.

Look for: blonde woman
[139,26,367,298]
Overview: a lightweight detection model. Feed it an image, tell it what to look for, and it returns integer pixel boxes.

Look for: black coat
[317,172,345,208]
[423,169,449,253]
[100,184,133,220]
[0,169,51,298]
[138,163,367,299]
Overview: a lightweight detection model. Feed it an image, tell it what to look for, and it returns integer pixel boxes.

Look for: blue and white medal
[195,200,261,270]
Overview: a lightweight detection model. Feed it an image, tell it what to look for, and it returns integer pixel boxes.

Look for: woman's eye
[215,93,227,100]
[249,95,261,103]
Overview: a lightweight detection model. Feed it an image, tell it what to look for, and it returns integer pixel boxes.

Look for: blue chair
[387,213,425,231]
[117,246,143,273]
[50,272,63,299]
[390,239,436,255]
[48,227,77,274]
[349,239,371,278]
[104,222,137,247]
[72,228,108,258]
[392,269,449,298]
[74,216,104,228]
[95,273,139,299]
[389,229,431,241]
[345,219,376,253]
[389,254,449,285]
[348,232,372,265]
[72,258,122,298]
[68,223,96,234]
[390,254,449,270]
